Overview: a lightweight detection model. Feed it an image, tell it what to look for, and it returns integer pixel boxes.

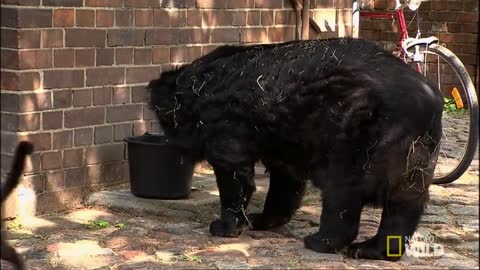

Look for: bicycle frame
[359,7,409,58]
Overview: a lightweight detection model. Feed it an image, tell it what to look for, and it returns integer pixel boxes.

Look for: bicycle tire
[417,44,479,184]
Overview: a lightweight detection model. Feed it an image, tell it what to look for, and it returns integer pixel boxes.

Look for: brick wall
[1,0,352,215]
[359,0,479,91]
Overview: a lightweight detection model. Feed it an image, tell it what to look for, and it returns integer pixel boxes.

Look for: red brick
[1,133,18,154]
[186,46,202,62]
[54,49,75,67]
[19,92,52,112]
[75,48,95,67]
[143,105,156,120]
[462,23,478,33]
[18,132,51,151]
[17,49,51,69]
[179,28,210,44]
[162,0,195,8]
[247,11,261,25]
[43,0,82,6]
[275,10,295,25]
[24,152,41,173]
[203,10,232,26]
[93,87,112,105]
[146,29,179,45]
[261,11,274,25]
[1,7,17,28]
[268,27,295,42]
[124,0,162,7]
[115,48,133,64]
[196,0,227,9]
[42,111,63,130]
[45,171,65,192]
[106,104,143,123]
[94,125,113,143]
[74,127,93,146]
[86,67,124,86]
[108,29,145,46]
[133,121,148,135]
[0,93,18,113]
[18,30,41,49]
[169,10,187,26]
[187,10,202,27]
[2,29,18,49]
[66,29,106,47]
[85,0,122,7]
[1,0,41,5]
[211,28,240,43]
[457,12,479,22]
[53,90,72,109]
[54,9,74,27]
[134,48,152,65]
[41,29,63,48]
[18,113,40,131]
[53,130,72,149]
[114,123,132,141]
[96,48,114,66]
[113,86,130,104]
[96,10,114,27]
[135,9,153,26]
[255,0,282,8]
[152,47,170,64]
[227,0,254,8]
[65,167,86,187]
[76,9,95,27]
[126,66,160,84]
[463,1,478,11]
[0,113,17,131]
[439,33,477,43]
[85,144,124,165]
[63,148,83,168]
[233,11,247,26]
[1,49,19,69]
[44,69,84,89]
[115,10,133,27]
[73,89,93,107]
[153,9,169,26]
[131,85,149,103]
[22,174,45,194]
[241,28,267,43]
[64,107,105,128]
[17,8,52,28]
[429,11,457,22]
[41,151,62,170]
[100,162,122,183]
[170,46,188,63]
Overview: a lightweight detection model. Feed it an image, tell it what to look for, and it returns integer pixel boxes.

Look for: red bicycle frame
[359,9,409,53]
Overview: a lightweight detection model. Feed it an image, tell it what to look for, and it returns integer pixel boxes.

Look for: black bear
[148,38,443,260]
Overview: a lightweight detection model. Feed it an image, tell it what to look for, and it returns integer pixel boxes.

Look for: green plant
[86,220,110,230]
[443,97,465,114]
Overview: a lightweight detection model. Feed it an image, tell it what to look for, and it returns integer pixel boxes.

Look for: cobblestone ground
[2,160,478,269]
[1,112,478,269]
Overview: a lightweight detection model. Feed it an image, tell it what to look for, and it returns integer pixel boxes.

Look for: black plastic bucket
[125,133,194,199]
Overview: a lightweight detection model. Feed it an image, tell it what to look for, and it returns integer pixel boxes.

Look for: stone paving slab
[1,165,479,270]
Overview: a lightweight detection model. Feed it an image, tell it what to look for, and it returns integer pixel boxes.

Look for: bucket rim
[124,132,170,146]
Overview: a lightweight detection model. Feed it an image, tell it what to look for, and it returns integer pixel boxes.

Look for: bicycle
[355,0,479,184]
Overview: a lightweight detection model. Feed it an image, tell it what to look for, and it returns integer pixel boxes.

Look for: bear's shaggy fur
[148,38,443,260]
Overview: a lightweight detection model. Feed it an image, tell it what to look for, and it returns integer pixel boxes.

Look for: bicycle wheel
[412,43,479,184]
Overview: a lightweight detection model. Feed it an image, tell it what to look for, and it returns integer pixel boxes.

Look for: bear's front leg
[209,164,255,237]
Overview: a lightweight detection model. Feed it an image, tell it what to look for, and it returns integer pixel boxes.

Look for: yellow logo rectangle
[386,235,402,257]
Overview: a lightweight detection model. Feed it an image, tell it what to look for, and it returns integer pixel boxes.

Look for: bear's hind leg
[250,165,306,230]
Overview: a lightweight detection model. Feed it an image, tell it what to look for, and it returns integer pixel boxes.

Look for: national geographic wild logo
[387,232,445,258]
